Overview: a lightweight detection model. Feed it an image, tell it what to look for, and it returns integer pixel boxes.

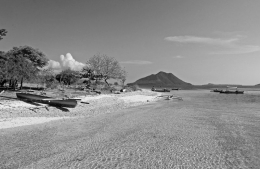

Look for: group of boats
[151,87,180,92]
[212,87,244,94]
[0,90,79,108]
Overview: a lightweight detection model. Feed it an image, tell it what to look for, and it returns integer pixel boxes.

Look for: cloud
[172,55,184,59]
[164,36,238,45]
[45,53,85,71]
[45,60,61,70]
[60,53,85,71]
[120,60,153,65]
[210,45,260,54]
[165,35,260,54]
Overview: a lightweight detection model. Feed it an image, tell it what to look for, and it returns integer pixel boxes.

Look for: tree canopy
[56,69,81,86]
[0,46,49,88]
[84,54,125,85]
[0,29,7,40]
[6,46,48,68]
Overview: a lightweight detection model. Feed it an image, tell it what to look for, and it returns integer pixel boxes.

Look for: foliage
[0,46,48,88]
[37,68,57,88]
[118,68,127,86]
[84,54,125,86]
[56,69,81,85]
[128,84,141,91]
[0,29,7,40]
[6,46,48,68]
[114,82,119,85]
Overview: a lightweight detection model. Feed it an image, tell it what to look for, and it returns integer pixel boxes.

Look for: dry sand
[0,89,161,130]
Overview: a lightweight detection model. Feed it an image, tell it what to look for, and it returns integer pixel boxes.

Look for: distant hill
[128,71,192,88]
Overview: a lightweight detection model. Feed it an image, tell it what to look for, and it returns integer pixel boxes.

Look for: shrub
[47,82,59,89]
[128,84,141,91]
[114,82,119,86]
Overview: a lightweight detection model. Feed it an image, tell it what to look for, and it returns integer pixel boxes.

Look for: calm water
[160,90,260,168]
[168,89,260,115]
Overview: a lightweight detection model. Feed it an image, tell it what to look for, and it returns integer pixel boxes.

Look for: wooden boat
[16,93,77,108]
[152,88,171,92]
[211,89,223,92]
[219,90,244,94]
[219,86,244,94]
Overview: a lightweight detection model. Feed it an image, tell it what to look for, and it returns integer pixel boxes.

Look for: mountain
[128,71,192,88]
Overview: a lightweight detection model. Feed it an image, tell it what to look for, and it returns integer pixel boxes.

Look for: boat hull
[212,89,223,92]
[219,91,244,94]
[16,93,77,108]
[152,89,171,92]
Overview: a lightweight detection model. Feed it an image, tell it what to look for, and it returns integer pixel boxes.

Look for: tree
[3,46,49,89]
[56,69,80,86]
[37,68,57,88]
[85,54,124,86]
[119,68,127,86]
[0,29,7,40]
[0,52,8,87]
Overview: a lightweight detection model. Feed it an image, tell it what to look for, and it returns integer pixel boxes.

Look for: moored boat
[16,93,78,108]
[219,90,244,94]
[219,86,244,94]
[211,89,223,92]
[152,88,171,92]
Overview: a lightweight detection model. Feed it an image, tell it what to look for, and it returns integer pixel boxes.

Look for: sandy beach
[0,89,161,130]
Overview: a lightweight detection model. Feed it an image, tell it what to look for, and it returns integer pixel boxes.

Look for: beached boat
[16,93,78,108]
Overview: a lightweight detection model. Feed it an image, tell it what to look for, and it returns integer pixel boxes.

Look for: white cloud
[60,53,85,71]
[45,60,61,70]
[120,60,153,65]
[165,36,238,45]
[210,45,260,55]
[165,35,260,54]
[45,53,85,71]
[172,55,184,59]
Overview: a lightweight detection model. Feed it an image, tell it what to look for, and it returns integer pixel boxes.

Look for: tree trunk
[20,77,23,90]
[0,79,7,87]
[104,78,109,86]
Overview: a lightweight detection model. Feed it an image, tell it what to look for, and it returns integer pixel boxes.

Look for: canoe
[152,89,171,92]
[211,89,223,92]
[219,90,244,94]
[16,93,77,108]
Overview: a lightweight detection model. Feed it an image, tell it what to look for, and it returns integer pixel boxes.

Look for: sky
[1,0,260,85]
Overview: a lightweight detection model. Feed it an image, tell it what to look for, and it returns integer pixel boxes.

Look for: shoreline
[0,89,162,130]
